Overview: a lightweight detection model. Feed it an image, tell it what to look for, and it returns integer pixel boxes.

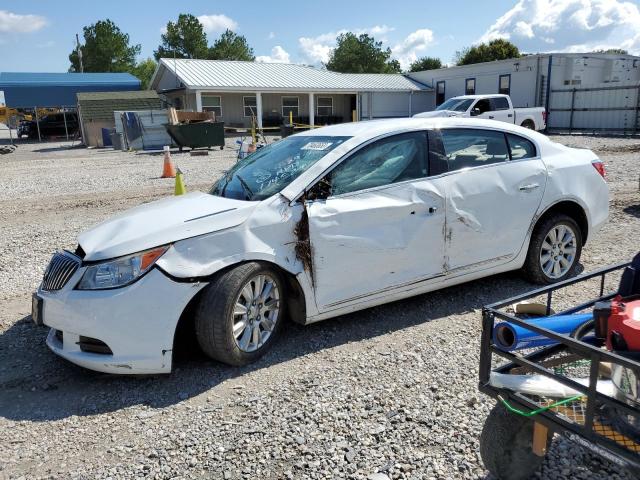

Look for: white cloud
[392,29,435,70]
[256,45,291,63]
[197,14,238,34]
[298,25,395,64]
[0,10,47,33]
[268,31,275,39]
[480,0,640,54]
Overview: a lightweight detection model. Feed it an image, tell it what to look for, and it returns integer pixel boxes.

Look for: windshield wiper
[235,174,254,200]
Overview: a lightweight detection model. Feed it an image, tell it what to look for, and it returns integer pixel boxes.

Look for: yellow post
[251,116,256,145]
[289,111,293,125]
[352,109,357,122]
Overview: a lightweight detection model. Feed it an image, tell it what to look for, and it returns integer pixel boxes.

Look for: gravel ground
[0,133,639,480]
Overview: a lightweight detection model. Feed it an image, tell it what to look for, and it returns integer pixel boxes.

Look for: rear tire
[522,213,582,284]
[521,120,535,130]
[195,262,285,366]
[480,403,552,480]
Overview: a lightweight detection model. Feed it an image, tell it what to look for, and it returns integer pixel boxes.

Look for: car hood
[78,192,258,261]
[413,110,462,118]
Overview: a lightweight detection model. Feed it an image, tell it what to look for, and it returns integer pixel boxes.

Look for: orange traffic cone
[161,146,176,178]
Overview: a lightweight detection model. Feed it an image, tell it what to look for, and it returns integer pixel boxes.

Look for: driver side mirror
[470,107,481,116]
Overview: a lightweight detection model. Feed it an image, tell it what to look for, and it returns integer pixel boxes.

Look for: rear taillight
[542,111,548,124]
[592,160,606,179]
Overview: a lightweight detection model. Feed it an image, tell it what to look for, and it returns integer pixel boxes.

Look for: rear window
[441,129,509,171]
[507,133,537,160]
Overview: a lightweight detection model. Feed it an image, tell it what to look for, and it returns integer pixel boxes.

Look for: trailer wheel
[480,403,552,480]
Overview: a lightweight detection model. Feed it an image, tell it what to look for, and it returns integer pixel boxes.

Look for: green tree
[592,48,628,54]
[208,29,255,61]
[326,33,401,73]
[69,19,140,72]
[154,14,208,60]
[132,58,157,89]
[409,56,443,72]
[455,39,520,66]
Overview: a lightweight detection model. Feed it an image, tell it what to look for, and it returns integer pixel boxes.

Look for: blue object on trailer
[493,313,593,351]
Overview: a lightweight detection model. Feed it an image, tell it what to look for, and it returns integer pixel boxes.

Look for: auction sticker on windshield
[301,141,333,151]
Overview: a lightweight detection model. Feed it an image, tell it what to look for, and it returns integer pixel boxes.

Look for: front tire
[195,262,285,366]
[523,213,582,284]
[480,403,552,480]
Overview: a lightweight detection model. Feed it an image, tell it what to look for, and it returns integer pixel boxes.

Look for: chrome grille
[41,251,81,291]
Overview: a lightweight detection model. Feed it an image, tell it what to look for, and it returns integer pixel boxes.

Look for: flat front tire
[523,213,582,284]
[195,262,285,366]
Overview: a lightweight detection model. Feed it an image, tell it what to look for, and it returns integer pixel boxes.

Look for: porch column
[195,91,202,112]
[308,92,315,127]
[256,92,263,130]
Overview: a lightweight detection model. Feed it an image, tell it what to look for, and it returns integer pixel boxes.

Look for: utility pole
[76,34,84,73]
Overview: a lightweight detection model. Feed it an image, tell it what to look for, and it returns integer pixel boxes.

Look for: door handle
[428,206,438,214]
[519,183,540,191]
[508,114,513,118]
[488,115,494,119]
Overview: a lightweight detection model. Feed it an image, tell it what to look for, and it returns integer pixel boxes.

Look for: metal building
[407,53,640,133]
[150,59,431,128]
[0,72,141,108]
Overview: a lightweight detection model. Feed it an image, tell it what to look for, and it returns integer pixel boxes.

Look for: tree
[69,19,140,72]
[154,14,208,60]
[326,33,401,73]
[133,58,157,89]
[409,56,443,72]
[455,39,520,66]
[208,30,255,61]
[592,48,628,55]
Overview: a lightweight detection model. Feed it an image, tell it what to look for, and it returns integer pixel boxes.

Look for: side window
[327,132,427,196]
[499,74,511,95]
[441,129,509,171]
[492,97,510,110]
[474,99,492,114]
[507,133,537,160]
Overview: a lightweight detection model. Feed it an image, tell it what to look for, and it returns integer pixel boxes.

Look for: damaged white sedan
[32,118,608,374]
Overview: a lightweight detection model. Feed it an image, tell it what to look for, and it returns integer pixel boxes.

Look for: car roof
[295,117,543,143]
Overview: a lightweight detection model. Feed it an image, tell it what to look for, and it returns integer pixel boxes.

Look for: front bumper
[38,267,206,374]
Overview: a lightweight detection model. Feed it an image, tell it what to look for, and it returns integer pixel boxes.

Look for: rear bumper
[39,267,207,374]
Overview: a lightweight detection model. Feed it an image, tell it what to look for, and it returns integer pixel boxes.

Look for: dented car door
[438,128,546,272]
[305,131,446,310]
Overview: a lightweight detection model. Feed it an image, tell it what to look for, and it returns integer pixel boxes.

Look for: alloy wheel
[539,224,577,279]
[231,274,280,352]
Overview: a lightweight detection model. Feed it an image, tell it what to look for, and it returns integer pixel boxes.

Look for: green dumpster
[165,122,225,150]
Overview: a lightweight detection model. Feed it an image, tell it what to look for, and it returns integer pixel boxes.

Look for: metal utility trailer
[479,262,640,479]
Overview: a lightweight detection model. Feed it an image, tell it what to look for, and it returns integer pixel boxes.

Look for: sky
[1,0,640,72]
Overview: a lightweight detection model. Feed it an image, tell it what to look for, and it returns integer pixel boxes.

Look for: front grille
[41,251,81,291]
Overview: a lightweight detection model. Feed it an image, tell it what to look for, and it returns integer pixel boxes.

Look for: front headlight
[76,246,169,290]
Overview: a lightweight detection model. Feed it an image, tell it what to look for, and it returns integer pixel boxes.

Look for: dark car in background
[18,112,79,139]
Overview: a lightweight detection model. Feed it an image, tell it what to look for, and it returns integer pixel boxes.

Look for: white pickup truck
[414,94,547,131]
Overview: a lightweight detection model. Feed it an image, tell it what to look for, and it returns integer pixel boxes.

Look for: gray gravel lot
[0,133,639,479]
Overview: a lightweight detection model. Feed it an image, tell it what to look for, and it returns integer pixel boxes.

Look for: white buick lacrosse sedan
[33,118,608,374]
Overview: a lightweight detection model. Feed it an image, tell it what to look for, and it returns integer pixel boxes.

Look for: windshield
[436,98,474,112]
[211,135,351,201]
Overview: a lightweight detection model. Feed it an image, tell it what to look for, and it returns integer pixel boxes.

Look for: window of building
[317,97,333,116]
[436,81,446,106]
[327,132,427,196]
[243,96,257,117]
[506,133,537,160]
[282,96,299,118]
[499,74,511,95]
[441,128,509,171]
[465,78,476,95]
[202,95,222,117]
